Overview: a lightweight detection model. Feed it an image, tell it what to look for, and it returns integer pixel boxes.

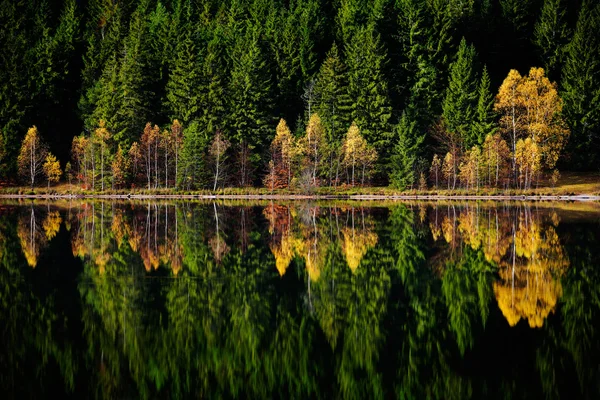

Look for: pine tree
[390,112,425,189]
[442,38,479,149]
[313,43,353,144]
[473,66,497,144]
[114,3,151,146]
[345,26,392,152]
[227,22,274,160]
[179,121,209,190]
[165,22,203,124]
[561,1,600,168]
[533,0,570,79]
[199,26,227,138]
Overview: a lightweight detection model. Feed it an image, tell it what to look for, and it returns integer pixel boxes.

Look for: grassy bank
[1,172,599,198]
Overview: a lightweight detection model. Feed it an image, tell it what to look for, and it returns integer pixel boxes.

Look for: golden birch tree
[18,126,48,188]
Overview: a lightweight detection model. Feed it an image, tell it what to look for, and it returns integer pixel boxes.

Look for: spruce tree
[165,23,204,125]
[345,26,392,153]
[227,22,274,155]
[390,112,425,190]
[199,27,227,138]
[114,3,152,146]
[473,66,497,144]
[533,0,570,79]
[561,2,600,168]
[313,43,353,144]
[442,38,479,148]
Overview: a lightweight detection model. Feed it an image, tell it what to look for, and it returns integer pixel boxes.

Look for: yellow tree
[515,138,541,190]
[342,122,364,186]
[17,126,48,188]
[93,120,112,191]
[266,119,294,188]
[495,69,525,177]
[481,133,511,187]
[442,152,457,189]
[111,144,130,188]
[518,67,569,169]
[171,120,183,187]
[459,146,481,190]
[43,153,62,189]
[301,113,328,186]
[430,154,442,188]
[495,68,569,179]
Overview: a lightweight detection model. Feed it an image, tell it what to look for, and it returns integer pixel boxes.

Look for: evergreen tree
[345,26,392,152]
[473,66,497,144]
[199,26,227,138]
[114,2,152,146]
[442,38,479,149]
[227,22,274,159]
[534,0,570,79]
[313,43,353,144]
[179,121,209,189]
[390,112,425,189]
[165,22,204,125]
[561,2,600,168]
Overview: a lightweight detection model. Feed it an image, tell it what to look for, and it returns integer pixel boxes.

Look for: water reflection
[1,200,600,399]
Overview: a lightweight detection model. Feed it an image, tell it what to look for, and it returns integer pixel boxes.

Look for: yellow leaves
[495,67,569,170]
[341,122,378,186]
[515,137,541,189]
[18,126,48,186]
[341,226,378,273]
[43,152,62,184]
[43,211,62,240]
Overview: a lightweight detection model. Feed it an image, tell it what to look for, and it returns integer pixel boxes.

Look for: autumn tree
[111,144,129,188]
[515,137,541,190]
[481,133,511,188]
[43,153,62,188]
[495,67,569,182]
[93,120,112,191]
[18,126,48,188]
[209,130,230,191]
[299,114,328,186]
[430,154,442,189]
[341,122,377,186]
[442,152,457,190]
[139,123,160,189]
[170,120,183,188]
[71,135,90,187]
[265,119,294,189]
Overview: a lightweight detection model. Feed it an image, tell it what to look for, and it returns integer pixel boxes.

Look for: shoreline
[1,193,599,201]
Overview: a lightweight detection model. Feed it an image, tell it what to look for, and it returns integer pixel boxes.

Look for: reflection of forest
[429,204,569,328]
[2,201,599,399]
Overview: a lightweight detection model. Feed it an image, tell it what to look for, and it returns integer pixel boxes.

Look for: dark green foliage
[390,112,425,189]
[313,43,353,143]
[561,1,600,169]
[442,38,479,149]
[473,66,497,143]
[345,26,393,153]
[534,0,570,79]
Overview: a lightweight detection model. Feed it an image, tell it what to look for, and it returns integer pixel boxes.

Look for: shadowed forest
[1,0,599,192]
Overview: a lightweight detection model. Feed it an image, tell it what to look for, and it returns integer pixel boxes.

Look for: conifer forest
[1,0,599,191]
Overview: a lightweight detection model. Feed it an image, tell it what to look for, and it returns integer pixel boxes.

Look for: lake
[1,199,599,399]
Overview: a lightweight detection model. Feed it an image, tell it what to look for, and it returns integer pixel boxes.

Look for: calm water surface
[1,200,600,399]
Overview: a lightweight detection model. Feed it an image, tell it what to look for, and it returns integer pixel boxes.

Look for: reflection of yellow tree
[42,211,62,240]
[341,226,377,273]
[17,208,46,268]
[430,205,570,328]
[494,224,569,328]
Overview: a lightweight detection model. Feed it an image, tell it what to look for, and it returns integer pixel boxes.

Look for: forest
[0,0,599,191]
